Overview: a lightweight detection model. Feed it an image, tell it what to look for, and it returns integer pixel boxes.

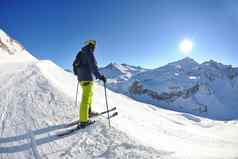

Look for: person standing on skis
[73,40,106,128]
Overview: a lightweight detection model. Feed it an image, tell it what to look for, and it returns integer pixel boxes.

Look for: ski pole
[103,81,111,128]
[75,80,80,108]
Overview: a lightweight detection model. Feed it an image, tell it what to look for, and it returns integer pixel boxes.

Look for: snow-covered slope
[0,29,37,62]
[0,29,238,159]
[0,61,168,159]
[105,57,238,120]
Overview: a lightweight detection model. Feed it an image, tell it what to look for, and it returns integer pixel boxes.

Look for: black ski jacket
[73,45,101,81]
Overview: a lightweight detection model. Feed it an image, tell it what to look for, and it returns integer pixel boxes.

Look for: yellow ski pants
[80,81,93,122]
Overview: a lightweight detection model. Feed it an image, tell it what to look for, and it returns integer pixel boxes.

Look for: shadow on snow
[0,120,80,153]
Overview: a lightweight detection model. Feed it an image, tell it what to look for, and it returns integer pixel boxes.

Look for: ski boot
[78,120,95,129]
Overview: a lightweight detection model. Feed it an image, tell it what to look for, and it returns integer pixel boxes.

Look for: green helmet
[84,40,96,47]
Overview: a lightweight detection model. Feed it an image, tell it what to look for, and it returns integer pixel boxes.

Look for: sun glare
[179,39,193,54]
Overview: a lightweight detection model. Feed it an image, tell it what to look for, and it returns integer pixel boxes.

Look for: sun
[179,39,193,54]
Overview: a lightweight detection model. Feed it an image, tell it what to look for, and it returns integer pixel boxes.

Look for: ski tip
[107,112,118,119]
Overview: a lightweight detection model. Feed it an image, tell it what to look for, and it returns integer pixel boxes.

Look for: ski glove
[99,75,107,83]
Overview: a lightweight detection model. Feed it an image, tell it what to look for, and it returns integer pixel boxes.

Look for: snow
[189,76,198,80]
[1,29,238,159]
[174,73,179,76]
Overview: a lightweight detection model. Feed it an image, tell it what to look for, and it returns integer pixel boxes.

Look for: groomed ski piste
[1,29,238,159]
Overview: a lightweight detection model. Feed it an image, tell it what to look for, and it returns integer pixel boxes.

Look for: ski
[64,120,80,128]
[108,112,118,119]
[63,107,117,128]
[90,106,116,117]
[57,121,96,137]
[56,112,118,137]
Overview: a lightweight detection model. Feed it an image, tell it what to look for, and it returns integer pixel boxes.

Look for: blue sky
[1,0,238,69]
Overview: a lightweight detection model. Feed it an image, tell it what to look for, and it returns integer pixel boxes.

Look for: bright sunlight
[179,39,193,54]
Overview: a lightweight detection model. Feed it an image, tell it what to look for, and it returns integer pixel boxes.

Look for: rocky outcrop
[0,39,13,54]
[129,80,200,102]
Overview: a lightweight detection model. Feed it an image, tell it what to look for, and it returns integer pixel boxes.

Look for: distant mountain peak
[106,62,120,68]
[173,57,198,65]
[203,59,221,65]
[164,57,199,71]
[100,63,146,79]
[202,60,234,72]
[104,63,144,72]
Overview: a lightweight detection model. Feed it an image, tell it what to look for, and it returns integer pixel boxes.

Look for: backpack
[73,51,82,75]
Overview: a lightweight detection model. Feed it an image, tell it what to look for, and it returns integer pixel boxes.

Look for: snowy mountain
[0,29,238,159]
[103,57,238,120]
[99,63,148,93]
[100,63,147,79]
[0,29,36,62]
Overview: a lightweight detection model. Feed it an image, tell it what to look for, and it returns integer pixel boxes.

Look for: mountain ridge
[101,57,238,120]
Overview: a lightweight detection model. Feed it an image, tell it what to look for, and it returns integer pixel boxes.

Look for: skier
[73,40,106,128]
